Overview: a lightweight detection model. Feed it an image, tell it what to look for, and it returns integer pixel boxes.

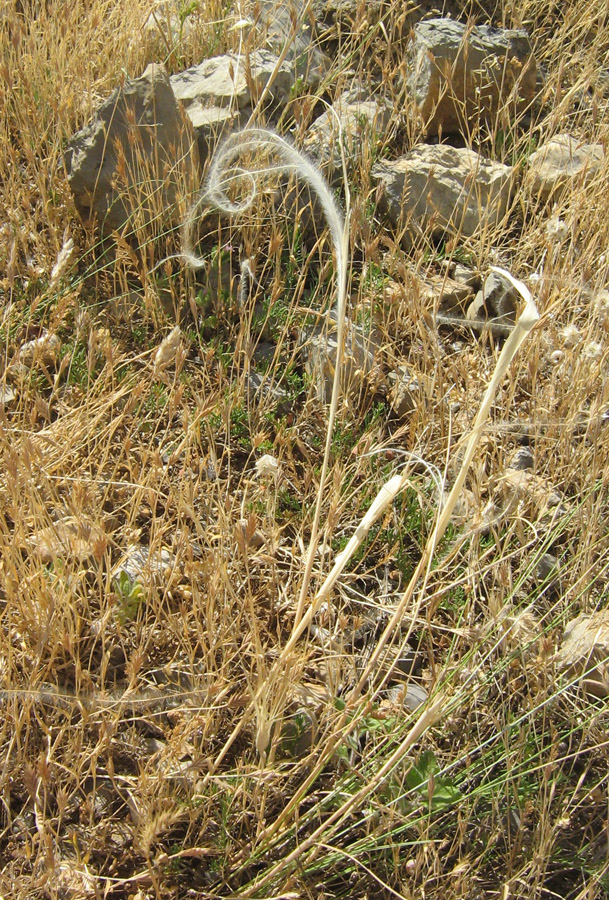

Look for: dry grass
[1,0,609,898]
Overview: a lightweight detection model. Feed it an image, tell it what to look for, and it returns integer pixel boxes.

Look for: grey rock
[255,0,329,86]
[555,610,609,698]
[0,383,16,408]
[372,144,513,245]
[452,263,479,289]
[525,133,605,203]
[303,93,392,183]
[508,446,534,470]
[236,518,266,551]
[113,544,175,588]
[386,364,420,418]
[18,331,61,368]
[429,273,476,313]
[407,18,537,137]
[385,682,428,712]
[246,371,291,414]
[300,316,379,403]
[170,48,297,112]
[534,552,560,586]
[181,103,242,165]
[466,269,519,325]
[65,64,193,232]
[143,0,196,45]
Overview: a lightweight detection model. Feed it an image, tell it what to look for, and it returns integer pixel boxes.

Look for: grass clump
[1,2,609,899]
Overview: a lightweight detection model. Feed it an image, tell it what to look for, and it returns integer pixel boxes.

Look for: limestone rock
[143,0,196,45]
[303,93,391,183]
[254,0,328,86]
[17,331,61,369]
[534,552,561,590]
[429,273,476,313]
[466,269,519,325]
[65,64,193,232]
[246,371,291,415]
[500,468,565,521]
[407,18,537,137]
[182,103,242,166]
[372,145,513,244]
[0,383,16,408]
[27,516,107,564]
[170,49,296,112]
[386,364,421,418]
[525,133,605,203]
[112,544,175,588]
[508,446,534,471]
[555,610,609,698]
[300,317,379,403]
[452,263,479,289]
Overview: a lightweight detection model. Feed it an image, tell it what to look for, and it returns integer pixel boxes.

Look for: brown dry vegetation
[1,0,609,898]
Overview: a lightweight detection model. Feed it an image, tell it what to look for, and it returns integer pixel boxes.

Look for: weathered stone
[372,145,513,244]
[65,64,193,232]
[508,447,534,470]
[466,269,519,324]
[384,682,428,712]
[303,93,391,183]
[500,468,566,520]
[236,518,266,551]
[452,263,479,289]
[112,544,175,588]
[0,383,16,408]
[534,552,561,589]
[386,364,420,418]
[300,317,379,403]
[182,103,242,165]
[27,516,107,564]
[429,273,476,312]
[407,18,537,137]
[246,371,291,414]
[170,49,296,112]
[555,610,609,698]
[525,133,605,203]
[143,0,196,44]
[18,331,61,368]
[255,0,328,86]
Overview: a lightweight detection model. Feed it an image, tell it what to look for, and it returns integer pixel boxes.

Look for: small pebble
[509,447,534,470]
[535,552,560,587]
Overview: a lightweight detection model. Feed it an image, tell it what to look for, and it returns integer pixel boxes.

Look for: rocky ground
[1,1,609,898]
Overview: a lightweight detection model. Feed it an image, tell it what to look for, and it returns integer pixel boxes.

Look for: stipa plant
[175,123,541,891]
[4,2,609,897]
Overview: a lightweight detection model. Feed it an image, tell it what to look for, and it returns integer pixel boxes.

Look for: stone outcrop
[407,18,537,137]
[65,63,193,233]
[525,133,605,202]
[169,48,307,163]
[299,317,380,403]
[372,144,514,243]
[255,0,328,86]
[303,92,391,182]
[466,268,520,324]
[555,610,609,698]
[170,49,296,111]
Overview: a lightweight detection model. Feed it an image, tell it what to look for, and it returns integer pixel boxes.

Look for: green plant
[405,750,463,813]
[114,570,145,623]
